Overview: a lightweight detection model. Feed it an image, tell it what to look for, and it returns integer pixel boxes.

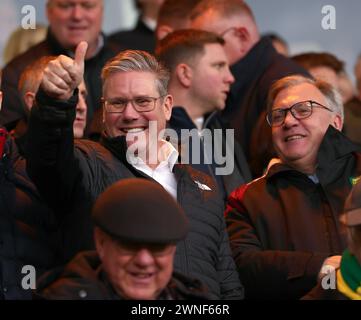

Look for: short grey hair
[267,75,344,122]
[101,50,170,97]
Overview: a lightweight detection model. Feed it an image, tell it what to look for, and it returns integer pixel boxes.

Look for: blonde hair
[3,25,47,65]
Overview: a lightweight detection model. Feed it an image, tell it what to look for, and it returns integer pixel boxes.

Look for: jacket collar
[100,133,128,164]
[169,106,218,132]
[267,126,361,179]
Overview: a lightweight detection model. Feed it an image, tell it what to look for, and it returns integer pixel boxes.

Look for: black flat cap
[92,178,189,243]
[340,180,361,227]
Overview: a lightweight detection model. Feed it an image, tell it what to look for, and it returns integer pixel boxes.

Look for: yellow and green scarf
[337,250,361,300]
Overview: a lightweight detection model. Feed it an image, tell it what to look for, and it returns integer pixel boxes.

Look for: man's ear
[332,114,343,131]
[175,63,193,88]
[235,26,251,54]
[156,25,173,41]
[24,92,35,111]
[94,227,106,260]
[163,94,173,121]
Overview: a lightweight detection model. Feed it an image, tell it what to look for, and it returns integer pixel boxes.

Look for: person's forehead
[104,71,158,96]
[202,43,227,60]
[192,9,232,30]
[273,83,326,108]
[48,0,103,8]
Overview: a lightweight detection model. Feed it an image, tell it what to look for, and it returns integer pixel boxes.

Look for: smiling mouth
[129,272,155,282]
[121,127,147,134]
[285,135,305,142]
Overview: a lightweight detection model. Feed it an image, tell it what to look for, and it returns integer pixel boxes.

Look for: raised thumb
[74,41,88,67]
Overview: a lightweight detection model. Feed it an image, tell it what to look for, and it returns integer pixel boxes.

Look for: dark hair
[264,33,288,49]
[292,52,345,74]
[157,0,202,30]
[156,29,224,73]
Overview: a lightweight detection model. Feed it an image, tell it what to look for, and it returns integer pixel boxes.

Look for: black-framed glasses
[266,100,333,127]
[102,95,166,113]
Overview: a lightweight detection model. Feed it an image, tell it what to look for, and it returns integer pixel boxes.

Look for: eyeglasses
[266,100,333,127]
[102,95,166,113]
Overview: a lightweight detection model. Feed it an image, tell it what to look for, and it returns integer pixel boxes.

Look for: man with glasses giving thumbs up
[225,74,361,300]
[26,43,243,300]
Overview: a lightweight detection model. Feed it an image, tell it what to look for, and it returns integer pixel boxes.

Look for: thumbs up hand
[41,41,88,100]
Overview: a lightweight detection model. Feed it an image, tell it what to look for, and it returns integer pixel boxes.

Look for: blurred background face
[272,83,340,172]
[192,12,245,66]
[95,230,175,300]
[190,43,234,114]
[73,80,87,138]
[309,66,339,91]
[46,0,103,56]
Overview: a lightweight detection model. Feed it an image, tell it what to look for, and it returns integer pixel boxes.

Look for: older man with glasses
[225,74,361,300]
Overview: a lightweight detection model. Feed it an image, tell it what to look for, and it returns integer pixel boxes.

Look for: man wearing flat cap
[36,179,210,300]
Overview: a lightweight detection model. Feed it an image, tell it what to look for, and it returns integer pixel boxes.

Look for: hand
[41,41,88,100]
[318,255,341,281]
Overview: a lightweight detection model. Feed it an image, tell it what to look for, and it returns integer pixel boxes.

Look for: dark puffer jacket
[36,251,211,300]
[0,134,58,299]
[26,89,243,300]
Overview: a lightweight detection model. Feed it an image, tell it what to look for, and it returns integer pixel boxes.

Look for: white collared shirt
[129,140,179,199]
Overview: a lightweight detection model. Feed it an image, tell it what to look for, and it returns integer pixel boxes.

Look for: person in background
[293,52,361,147]
[3,25,47,65]
[0,0,122,140]
[156,29,251,200]
[263,32,289,56]
[293,52,355,104]
[155,0,202,41]
[109,0,164,53]
[354,53,361,100]
[190,0,309,168]
[12,56,88,155]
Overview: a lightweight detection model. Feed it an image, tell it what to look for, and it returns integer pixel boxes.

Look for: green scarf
[337,249,361,300]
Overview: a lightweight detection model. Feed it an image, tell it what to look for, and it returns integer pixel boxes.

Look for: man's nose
[283,109,299,127]
[122,102,140,120]
[133,249,155,267]
[71,5,85,20]
[225,67,235,84]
